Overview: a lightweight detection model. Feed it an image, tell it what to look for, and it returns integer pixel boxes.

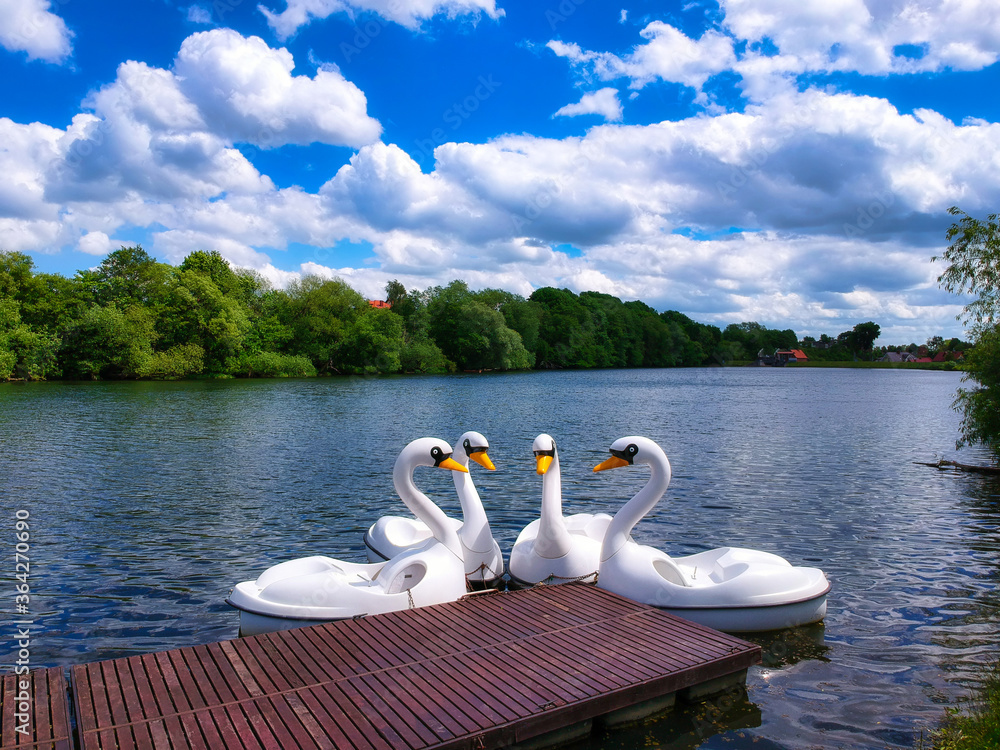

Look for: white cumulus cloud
[548,22,736,103]
[186,5,213,24]
[723,0,1000,76]
[0,0,72,63]
[554,88,623,121]
[78,231,117,256]
[550,1,1000,106]
[174,29,382,148]
[259,0,504,40]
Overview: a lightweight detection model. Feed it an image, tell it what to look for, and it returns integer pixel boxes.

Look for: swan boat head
[533,433,557,475]
[457,431,496,472]
[509,432,604,589]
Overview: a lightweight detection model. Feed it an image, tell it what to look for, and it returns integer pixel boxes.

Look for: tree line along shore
[0,246,969,381]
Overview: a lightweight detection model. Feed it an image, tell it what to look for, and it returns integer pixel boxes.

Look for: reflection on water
[752,622,830,669]
[584,685,762,750]
[2,369,999,748]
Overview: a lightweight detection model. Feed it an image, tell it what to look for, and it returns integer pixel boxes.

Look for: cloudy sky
[3,0,1000,341]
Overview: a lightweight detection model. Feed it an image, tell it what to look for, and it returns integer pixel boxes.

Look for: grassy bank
[721,360,964,370]
[929,661,1000,749]
[787,361,964,371]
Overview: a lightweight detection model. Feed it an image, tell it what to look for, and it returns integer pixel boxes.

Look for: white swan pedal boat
[594,436,830,632]
[363,431,504,588]
[227,437,470,636]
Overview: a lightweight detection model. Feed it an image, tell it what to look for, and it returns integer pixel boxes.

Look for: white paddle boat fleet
[228,433,830,635]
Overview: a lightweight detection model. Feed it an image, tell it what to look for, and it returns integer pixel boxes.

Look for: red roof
[369,300,392,309]
[790,349,808,360]
[914,357,933,363]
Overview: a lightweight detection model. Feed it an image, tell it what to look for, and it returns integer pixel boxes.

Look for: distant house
[774,349,808,364]
[369,300,392,309]
[932,350,963,362]
[914,357,933,363]
[758,349,808,366]
[879,351,919,363]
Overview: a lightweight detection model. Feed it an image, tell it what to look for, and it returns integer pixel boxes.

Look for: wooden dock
[2,584,761,750]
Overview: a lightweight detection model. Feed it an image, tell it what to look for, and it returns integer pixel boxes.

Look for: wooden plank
[414,657,508,727]
[239,639,297,695]
[304,683,386,750]
[31,669,53,748]
[368,669,457,743]
[393,663,482,735]
[219,703,262,750]
[208,705,246,750]
[281,628,347,682]
[260,695,320,750]
[87,662,119,750]
[0,674,15,750]
[202,642,253,703]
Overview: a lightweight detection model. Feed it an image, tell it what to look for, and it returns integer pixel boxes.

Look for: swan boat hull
[230,606,340,637]
[657,587,829,633]
[598,545,831,633]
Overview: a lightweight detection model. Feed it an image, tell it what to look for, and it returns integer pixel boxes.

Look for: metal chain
[533,570,598,586]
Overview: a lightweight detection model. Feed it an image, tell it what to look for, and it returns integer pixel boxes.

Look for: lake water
[2,368,999,749]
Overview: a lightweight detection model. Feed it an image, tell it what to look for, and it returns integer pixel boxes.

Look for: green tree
[142,344,206,379]
[849,321,882,358]
[93,246,172,308]
[340,308,405,374]
[474,288,541,359]
[951,327,1000,459]
[280,276,368,372]
[0,255,61,379]
[60,305,156,379]
[0,299,58,380]
[160,269,251,373]
[935,207,1000,461]
[425,284,533,371]
[385,279,417,320]
[529,287,601,368]
[936,208,1000,327]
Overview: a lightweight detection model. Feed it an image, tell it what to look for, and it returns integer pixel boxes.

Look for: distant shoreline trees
[0,245,962,382]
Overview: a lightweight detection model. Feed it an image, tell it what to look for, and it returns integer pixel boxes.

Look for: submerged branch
[915,459,1000,475]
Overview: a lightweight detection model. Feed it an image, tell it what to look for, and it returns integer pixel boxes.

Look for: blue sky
[3,0,1000,341]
